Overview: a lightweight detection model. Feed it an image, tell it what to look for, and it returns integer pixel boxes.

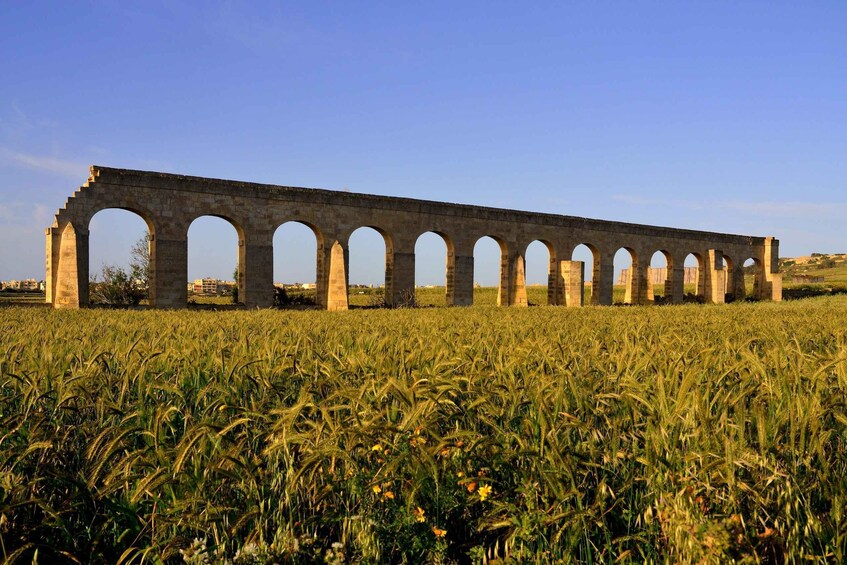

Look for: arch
[414,231,454,307]
[648,250,674,303]
[683,252,705,302]
[613,247,640,305]
[187,215,243,305]
[525,240,557,305]
[347,225,393,307]
[571,243,600,305]
[742,257,763,300]
[272,220,324,307]
[473,235,508,306]
[87,208,155,307]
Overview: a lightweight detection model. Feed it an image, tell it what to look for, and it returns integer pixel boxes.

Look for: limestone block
[561,260,584,307]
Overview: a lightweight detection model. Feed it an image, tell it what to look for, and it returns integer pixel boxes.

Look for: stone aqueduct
[47,166,782,309]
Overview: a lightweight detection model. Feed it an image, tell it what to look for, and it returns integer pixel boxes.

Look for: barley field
[3,297,847,563]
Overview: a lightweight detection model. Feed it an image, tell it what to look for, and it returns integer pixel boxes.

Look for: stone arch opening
[648,250,673,303]
[272,221,323,306]
[347,226,392,307]
[684,252,705,302]
[414,231,453,307]
[743,257,763,300]
[571,243,599,305]
[613,247,639,305]
[87,208,154,306]
[525,240,556,306]
[473,235,507,306]
[187,215,244,305]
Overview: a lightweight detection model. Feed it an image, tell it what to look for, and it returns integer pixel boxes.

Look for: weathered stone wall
[47,166,782,309]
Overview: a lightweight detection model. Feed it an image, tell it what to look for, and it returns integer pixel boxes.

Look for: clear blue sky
[1,1,844,286]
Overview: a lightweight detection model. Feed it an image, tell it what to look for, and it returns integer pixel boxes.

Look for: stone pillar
[561,260,584,307]
[496,247,508,306]
[752,268,762,300]
[504,250,527,306]
[388,251,416,307]
[633,257,650,305]
[668,266,684,304]
[596,256,614,306]
[325,240,348,311]
[54,222,89,309]
[704,250,725,304]
[45,226,61,304]
[315,240,328,309]
[239,240,274,308]
[763,237,782,301]
[646,267,655,302]
[548,254,563,306]
[150,236,187,308]
[730,264,746,300]
[450,254,473,306]
[769,274,783,302]
[624,257,649,305]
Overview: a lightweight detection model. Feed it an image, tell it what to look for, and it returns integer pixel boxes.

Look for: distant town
[3,253,843,297]
[0,279,44,291]
[0,278,454,296]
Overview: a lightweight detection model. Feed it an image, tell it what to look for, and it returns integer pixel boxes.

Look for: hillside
[779,252,847,284]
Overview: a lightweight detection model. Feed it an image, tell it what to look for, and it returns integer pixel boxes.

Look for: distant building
[2,279,41,291]
[193,278,218,295]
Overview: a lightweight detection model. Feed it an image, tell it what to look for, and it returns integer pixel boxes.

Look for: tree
[130,233,151,295]
[89,233,150,306]
[90,265,146,306]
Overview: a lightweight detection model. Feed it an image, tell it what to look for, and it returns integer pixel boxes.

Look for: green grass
[3,298,847,563]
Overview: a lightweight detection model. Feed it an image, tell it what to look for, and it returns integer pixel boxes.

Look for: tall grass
[2,298,847,563]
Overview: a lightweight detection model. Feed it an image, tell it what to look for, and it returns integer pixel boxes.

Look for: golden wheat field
[3,297,847,563]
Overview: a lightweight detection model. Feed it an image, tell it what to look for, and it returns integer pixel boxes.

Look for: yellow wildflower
[410,436,427,448]
[383,491,395,500]
[466,481,477,493]
[478,484,493,501]
[414,506,426,522]
[371,444,382,452]
[456,471,464,478]
[432,526,447,537]
[372,485,382,494]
